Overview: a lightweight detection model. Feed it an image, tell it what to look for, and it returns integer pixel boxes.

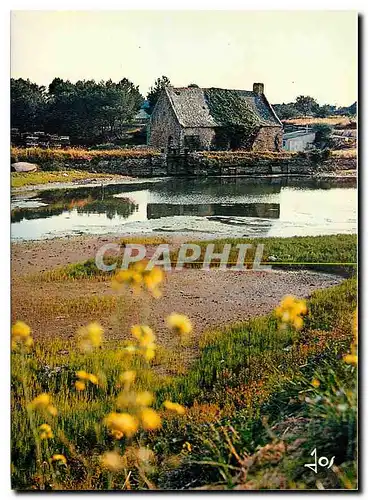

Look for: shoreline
[11,169,356,194]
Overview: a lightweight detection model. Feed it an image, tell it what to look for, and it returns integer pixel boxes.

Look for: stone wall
[148,92,182,150]
[252,126,283,152]
[49,155,168,177]
[31,152,356,178]
[182,127,215,150]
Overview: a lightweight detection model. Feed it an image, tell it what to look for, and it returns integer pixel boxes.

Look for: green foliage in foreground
[11,277,357,490]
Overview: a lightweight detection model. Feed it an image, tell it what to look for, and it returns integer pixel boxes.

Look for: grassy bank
[11,170,128,188]
[11,274,357,490]
[30,234,357,284]
[11,146,160,165]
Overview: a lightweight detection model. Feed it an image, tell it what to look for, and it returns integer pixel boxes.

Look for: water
[11,176,357,241]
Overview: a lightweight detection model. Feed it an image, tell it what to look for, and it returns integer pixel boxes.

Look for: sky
[10,10,358,106]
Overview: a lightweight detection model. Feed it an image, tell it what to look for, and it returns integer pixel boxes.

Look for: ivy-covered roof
[165,87,281,129]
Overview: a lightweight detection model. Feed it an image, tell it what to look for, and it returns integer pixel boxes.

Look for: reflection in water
[11,176,357,241]
[147,203,280,219]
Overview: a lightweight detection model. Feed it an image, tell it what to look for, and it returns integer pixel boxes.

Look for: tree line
[10,75,173,145]
[11,77,146,145]
[273,95,356,120]
[11,75,356,145]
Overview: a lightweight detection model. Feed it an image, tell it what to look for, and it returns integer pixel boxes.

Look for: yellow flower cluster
[344,309,358,366]
[29,393,58,416]
[131,325,156,361]
[166,313,192,339]
[112,262,164,298]
[51,454,67,465]
[11,321,33,350]
[39,423,53,440]
[75,370,99,391]
[77,322,104,352]
[100,447,154,472]
[106,369,166,439]
[163,400,186,415]
[275,295,307,330]
[119,370,136,386]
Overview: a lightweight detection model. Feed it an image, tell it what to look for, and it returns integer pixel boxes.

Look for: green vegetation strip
[11,170,119,188]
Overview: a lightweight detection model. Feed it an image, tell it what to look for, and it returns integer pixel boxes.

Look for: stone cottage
[148,83,283,152]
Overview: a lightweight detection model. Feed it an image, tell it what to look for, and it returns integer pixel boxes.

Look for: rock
[11,162,38,173]
[268,255,278,262]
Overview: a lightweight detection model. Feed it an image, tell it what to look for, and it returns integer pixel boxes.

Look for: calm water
[11,177,357,241]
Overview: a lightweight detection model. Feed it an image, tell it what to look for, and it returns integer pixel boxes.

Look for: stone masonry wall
[252,126,283,152]
[182,127,215,150]
[148,93,182,150]
[29,152,356,178]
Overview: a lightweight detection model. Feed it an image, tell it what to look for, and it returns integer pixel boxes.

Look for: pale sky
[11,10,357,105]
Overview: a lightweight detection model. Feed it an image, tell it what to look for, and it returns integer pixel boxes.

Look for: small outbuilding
[282,129,316,152]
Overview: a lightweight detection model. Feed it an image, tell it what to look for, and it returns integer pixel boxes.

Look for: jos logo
[304,448,335,474]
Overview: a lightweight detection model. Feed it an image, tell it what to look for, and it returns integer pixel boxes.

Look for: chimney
[253,82,264,95]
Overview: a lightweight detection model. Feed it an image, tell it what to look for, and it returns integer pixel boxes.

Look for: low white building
[283,129,316,152]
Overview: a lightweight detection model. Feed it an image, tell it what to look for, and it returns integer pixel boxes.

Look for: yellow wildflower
[143,267,164,296]
[311,379,320,388]
[163,400,186,415]
[51,454,67,465]
[111,430,124,440]
[343,354,358,366]
[120,370,136,385]
[135,391,154,407]
[47,405,58,417]
[39,423,53,440]
[87,373,99,385]
[183,442,192,453]
[166,313,192,336]
[293,316,304,330]
[131,325,156,346]
[143,345,156,362]
[105,412,139,438]
[11,321,33,349]
[77,322,103,352]
[100,451,126,471]
[29,393,50,410]
[76,370,88,380]
[275,296,307,330]
[123,344,137,355]
[12,321,31,339]
[140,408,162,431]
[75,380,86,391]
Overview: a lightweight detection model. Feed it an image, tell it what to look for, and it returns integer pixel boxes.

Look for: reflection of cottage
[148,83,282,151]
[282,129,316,152]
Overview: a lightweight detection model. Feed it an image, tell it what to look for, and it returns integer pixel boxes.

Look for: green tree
[295,95,319,116]
[272,102,299,120]
[46,78,143,144]
[11,78,47,131]
[147,75,171,114]
[313,124,333,149]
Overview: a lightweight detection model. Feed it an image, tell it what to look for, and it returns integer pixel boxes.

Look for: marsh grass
[170,234,357,276]
[11,146,160,165]
[11,170,121,188]
[29,235,357,284]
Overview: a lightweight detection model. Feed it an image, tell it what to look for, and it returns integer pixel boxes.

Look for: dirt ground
[11,235,343,371]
